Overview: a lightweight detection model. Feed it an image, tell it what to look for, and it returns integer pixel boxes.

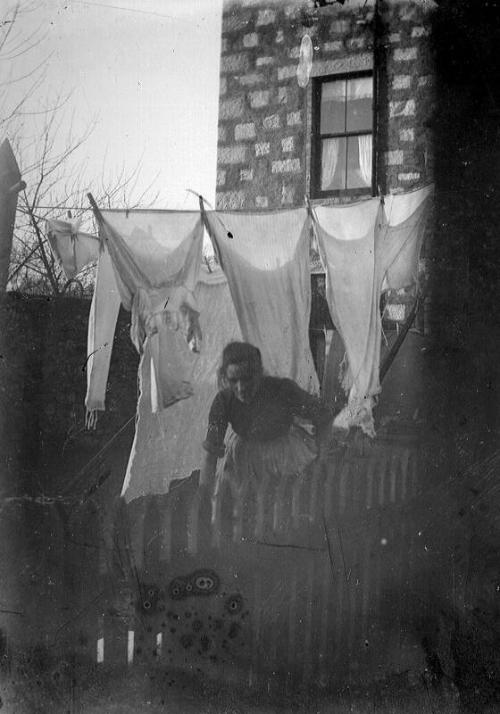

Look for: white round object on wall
[297,34,313,88]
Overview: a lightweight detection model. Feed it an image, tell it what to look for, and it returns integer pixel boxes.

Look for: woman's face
[225,362,261,404]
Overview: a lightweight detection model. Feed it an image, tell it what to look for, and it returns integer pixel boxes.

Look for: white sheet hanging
[380,185,433,292]
[313,198,381,436]
[203,207,319,394]
[313,186,433,436]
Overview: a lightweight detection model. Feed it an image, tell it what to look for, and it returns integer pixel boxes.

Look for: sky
[4,0,223,211]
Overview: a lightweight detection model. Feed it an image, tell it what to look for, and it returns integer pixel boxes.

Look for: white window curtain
[347,77,372,100]
[319,77,372,191]
[358,135,372,186]
[321,138,340,190]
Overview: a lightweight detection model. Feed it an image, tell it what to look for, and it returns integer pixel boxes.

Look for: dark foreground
[0,659,491,714]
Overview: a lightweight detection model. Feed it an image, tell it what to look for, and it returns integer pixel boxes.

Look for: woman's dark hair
[217,342,263,388]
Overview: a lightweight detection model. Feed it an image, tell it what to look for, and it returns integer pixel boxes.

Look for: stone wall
[216,0,435,210]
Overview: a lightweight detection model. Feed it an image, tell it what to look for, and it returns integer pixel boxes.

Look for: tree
[1,1,51,136]
[8,105,158,296]
[2,2,158,295]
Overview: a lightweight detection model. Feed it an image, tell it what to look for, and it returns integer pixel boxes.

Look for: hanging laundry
[46,218,101,279]
[88,209,204,414]
[121,261,241,502]
[203,207,319,394]
[44,217,117,424]
[313,198,381,436]
[313,187,433,437]
[85,249,121,425]
[379,185,433,291]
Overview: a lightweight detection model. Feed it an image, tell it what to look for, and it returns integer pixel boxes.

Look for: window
[312,73,374,196]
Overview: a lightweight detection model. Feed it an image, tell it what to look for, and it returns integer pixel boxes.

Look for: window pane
[346,135,372,189]
[321,137,346,190]
[346,77,372,133]
[320,80,345,134]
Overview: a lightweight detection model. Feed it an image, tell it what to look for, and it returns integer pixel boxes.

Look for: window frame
[311,71,376,199]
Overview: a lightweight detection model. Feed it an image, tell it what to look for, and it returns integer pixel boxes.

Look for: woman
[200,341,334,493]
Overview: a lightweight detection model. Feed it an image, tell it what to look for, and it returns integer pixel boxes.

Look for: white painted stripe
[127,630,135,664]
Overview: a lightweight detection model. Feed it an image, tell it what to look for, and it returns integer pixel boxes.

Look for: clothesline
[31,181,444,216]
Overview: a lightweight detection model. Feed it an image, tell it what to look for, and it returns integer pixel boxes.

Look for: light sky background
[6,0,224,211]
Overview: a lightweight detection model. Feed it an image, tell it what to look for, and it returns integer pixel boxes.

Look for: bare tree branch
[4,1,160,295]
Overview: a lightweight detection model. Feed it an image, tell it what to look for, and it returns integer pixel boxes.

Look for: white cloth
[380,185,433,292]
[87,210,204,415]
[85,248,121,419]
[46,218,100,279]
[204,208,319,394]
[121,262,241,502]
[45,219,118,421]
[383,184,433,228]
[313,187,433,436]
[314,198,381,436]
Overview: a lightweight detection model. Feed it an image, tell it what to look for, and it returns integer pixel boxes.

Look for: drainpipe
[372,0,382,197]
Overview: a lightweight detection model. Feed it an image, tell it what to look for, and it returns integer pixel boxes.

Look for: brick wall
[216,0,436,210]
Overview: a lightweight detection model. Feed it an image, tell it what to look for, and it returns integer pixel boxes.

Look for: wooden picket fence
[43,432,465,695]
[4,431,470,696]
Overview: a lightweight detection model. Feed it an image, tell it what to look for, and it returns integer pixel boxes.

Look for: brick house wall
[216,0,436,211]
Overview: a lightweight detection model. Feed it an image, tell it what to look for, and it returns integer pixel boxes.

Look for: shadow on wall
[429,1,500,353]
